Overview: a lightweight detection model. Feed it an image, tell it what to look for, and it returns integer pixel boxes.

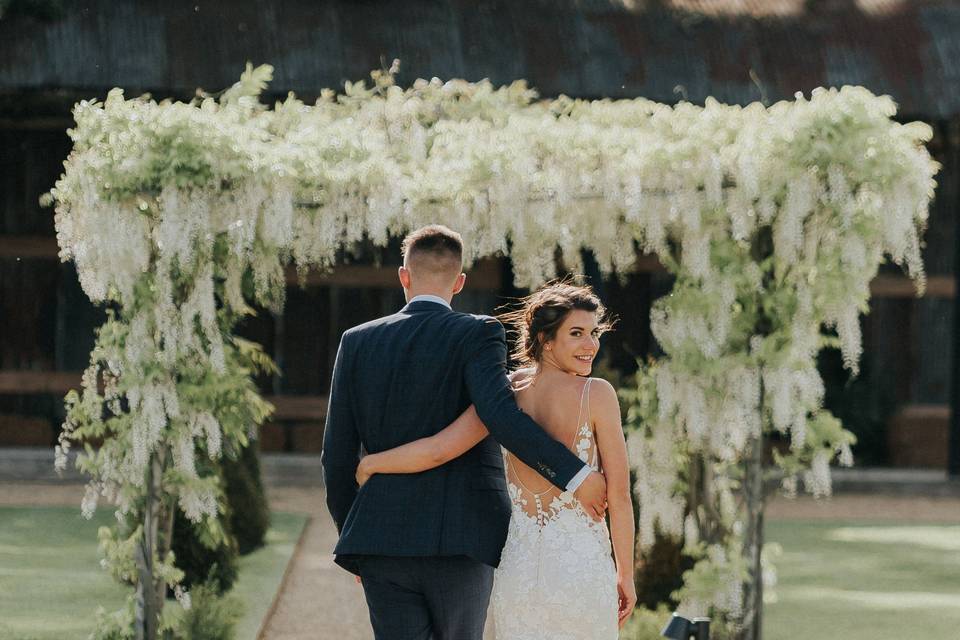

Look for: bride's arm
[591,378,637,628]
[356,405,488,485]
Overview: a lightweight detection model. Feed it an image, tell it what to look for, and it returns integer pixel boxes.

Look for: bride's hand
[617,575,637,629]
[356,457,376,487]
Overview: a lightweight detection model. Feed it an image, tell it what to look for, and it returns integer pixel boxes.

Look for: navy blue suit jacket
[321,299,586,573]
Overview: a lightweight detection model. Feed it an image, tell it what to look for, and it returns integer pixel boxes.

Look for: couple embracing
[322,225,636,639]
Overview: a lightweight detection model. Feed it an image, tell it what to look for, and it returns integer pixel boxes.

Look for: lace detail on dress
[491,378,619,640]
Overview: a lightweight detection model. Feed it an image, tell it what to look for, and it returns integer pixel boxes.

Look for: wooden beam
[3,234,952,298]
[0,118,73,131]
[268,395,328,421]
[628,256,956,298]
[869,274,955,298]
[0,370,78,394]
[287,257,503,291]
[893,403,950,421]
[0,235,59,258]
[0,239,657,279]
[0,236,506,290]
[0,371,327,421]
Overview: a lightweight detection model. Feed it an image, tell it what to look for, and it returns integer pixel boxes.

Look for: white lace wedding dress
[490,378,619,640]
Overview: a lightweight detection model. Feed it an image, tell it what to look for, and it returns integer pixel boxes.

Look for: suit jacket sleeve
[463,317,587,490]
[321,331,361,533]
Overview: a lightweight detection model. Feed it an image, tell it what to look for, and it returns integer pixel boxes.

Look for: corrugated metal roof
[0,0,958,117]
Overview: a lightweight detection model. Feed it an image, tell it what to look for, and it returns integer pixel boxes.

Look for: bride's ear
[539,332,552,351]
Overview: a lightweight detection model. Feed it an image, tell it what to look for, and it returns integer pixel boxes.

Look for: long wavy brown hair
[498,279,614,371]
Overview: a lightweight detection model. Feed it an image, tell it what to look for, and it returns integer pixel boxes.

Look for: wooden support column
[948,116,960,477]
[271,310,290,451]
[327,285,341,389]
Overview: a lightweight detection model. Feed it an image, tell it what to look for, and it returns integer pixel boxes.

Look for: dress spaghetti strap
[572,378,599,469]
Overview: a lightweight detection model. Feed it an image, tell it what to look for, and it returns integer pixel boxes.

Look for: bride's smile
[541,308,604,377]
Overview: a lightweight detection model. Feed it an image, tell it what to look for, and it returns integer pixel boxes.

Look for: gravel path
[256,486,371,640]
[4,481,959,640]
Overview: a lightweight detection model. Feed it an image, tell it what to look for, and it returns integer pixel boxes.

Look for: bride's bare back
[507,371,597,521]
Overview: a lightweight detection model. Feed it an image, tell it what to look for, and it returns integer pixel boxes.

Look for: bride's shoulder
[585,375,616,393]
[585,376,620,412]
[508,367,536,387]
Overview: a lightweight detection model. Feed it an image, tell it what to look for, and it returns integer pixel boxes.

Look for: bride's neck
[534,357,578,379]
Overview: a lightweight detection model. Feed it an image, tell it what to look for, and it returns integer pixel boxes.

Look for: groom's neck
[407,289,453,304]
[406,287,455,304]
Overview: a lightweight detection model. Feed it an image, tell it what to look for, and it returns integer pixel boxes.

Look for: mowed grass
[0,506,306,640]
[765,519,960,640]
[3,507,957,640]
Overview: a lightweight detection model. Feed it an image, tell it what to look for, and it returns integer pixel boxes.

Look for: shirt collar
[408,294,452,309]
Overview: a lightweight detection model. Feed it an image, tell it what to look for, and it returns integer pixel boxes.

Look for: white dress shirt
[408,294,592,493]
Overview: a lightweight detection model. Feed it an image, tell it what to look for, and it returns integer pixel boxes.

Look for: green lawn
[765,519,960,640]
[3,508,957,640]
[0,506,307,640]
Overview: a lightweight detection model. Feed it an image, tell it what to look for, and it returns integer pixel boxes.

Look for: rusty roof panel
[0,0,958,117]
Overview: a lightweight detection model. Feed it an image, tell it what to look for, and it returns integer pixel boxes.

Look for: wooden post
[272,309,289,451]
[134,451,164,640]
[736,227,775,639]
[948,116,960,478]
[327,285,341,383]
[740,427,766,640]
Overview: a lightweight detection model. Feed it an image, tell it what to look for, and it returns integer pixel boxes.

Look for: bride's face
[542,308,601,376]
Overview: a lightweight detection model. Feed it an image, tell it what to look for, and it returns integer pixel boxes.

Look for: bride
[356,282,637,639]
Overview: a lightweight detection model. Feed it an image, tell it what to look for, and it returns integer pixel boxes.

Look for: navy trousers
[355,555,494,640]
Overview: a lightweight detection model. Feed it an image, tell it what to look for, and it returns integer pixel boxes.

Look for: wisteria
[46,63,937,636]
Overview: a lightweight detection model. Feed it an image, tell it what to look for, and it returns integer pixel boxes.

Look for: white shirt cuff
[565,464,593,493]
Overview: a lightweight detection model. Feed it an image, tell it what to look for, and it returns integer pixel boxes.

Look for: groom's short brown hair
[401,225,463,280]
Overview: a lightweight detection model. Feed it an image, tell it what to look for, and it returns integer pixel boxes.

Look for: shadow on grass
[765,519,960,640]
[0,506,306,640]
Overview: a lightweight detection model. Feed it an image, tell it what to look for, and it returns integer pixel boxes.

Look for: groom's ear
[452,272,466,295]
[398,266,412,290]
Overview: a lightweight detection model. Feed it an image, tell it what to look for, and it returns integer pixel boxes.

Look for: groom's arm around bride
[321,300,607,538]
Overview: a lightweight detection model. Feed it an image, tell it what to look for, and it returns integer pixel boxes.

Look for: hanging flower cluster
[47,63,937,633]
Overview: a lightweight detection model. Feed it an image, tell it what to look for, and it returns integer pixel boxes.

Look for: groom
[322,224,606,639]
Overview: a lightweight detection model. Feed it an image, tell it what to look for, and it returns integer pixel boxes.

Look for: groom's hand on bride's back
[574,471,607,521]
